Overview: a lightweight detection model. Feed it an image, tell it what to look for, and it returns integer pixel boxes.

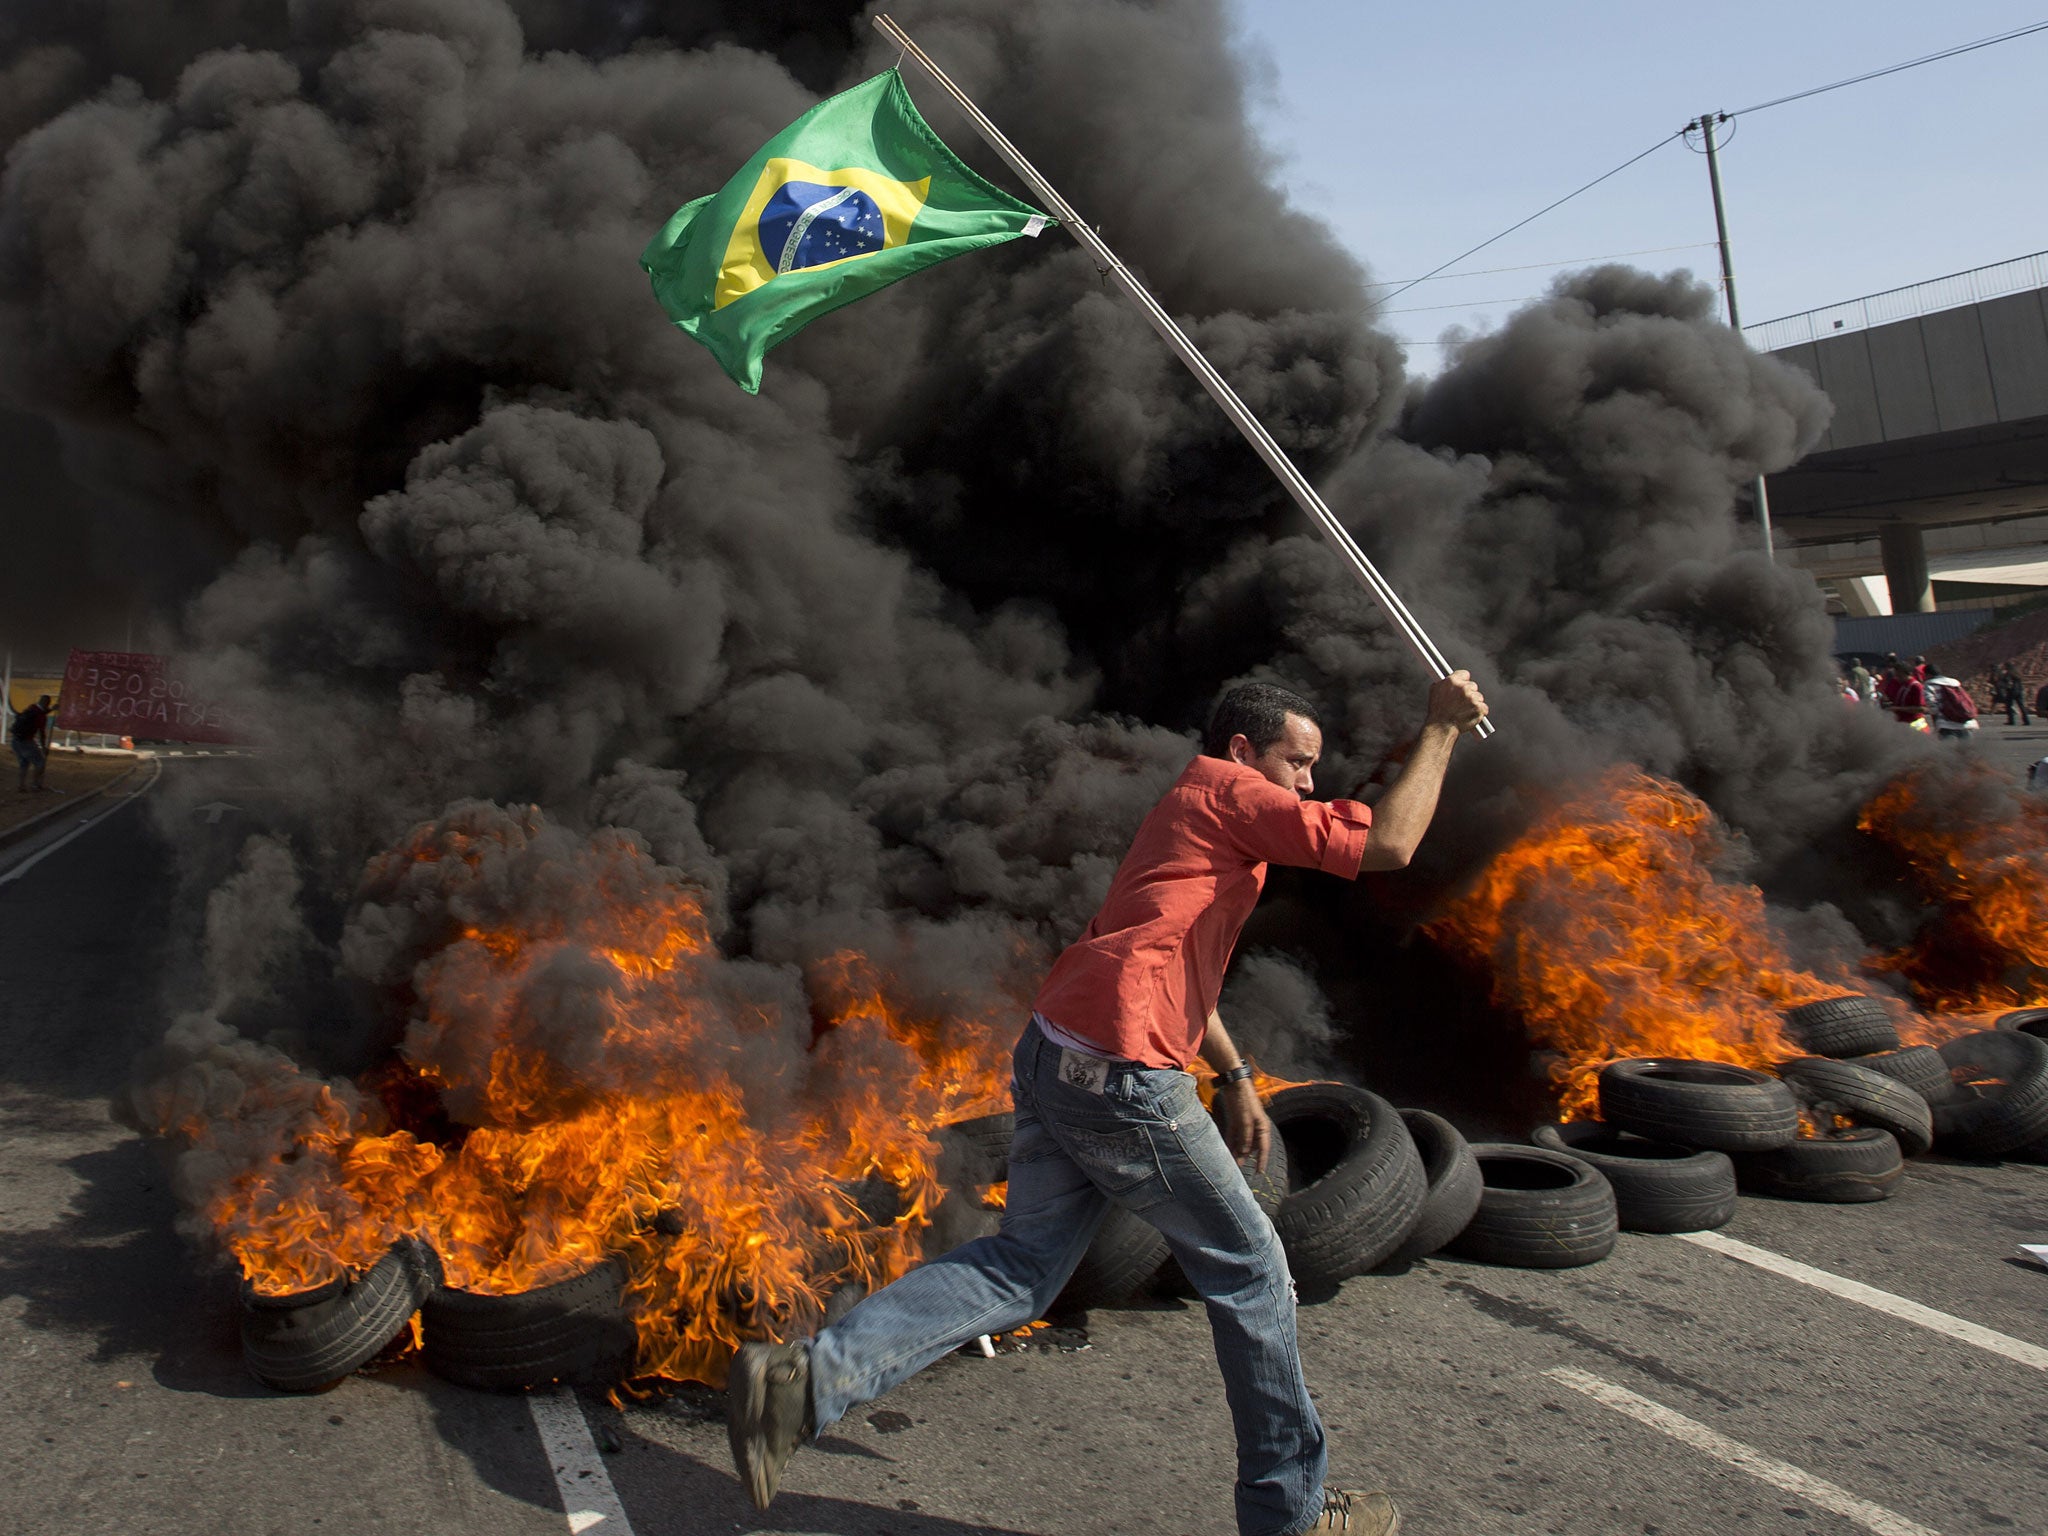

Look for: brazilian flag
[642,70,1050,393]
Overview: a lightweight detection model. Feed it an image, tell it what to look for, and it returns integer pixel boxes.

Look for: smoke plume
[2,0,1961,1277]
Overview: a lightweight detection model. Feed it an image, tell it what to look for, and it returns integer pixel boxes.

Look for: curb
[0,757,145,853]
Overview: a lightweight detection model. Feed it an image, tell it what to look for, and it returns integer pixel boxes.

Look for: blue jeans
[808,1019,1328,1536]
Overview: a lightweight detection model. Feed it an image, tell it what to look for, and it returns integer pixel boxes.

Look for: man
[1882,660,1925,728]
[1993,663,2030,726]
[10,693,52,792]
[1926,675,1980,741]
[1847,659,1874,705]
[729,672,1489,1536]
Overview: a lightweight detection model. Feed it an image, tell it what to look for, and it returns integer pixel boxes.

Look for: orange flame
[1428,769,1849,1118]
[1859,762,2048,1014]
[150,810,1017,1387]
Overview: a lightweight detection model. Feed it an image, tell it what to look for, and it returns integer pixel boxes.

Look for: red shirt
[1032,755,1372,1068]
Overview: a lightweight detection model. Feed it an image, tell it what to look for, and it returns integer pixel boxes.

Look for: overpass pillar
[1880,523,1935,614]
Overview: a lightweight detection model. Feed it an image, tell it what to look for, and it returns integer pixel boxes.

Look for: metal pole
[875,13,1494,738]
[1697,110,1776,559]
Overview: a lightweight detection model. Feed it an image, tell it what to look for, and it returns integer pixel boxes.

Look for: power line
[1727,18,2048,117]
[1375,132,1683,304]
[1361,242,1715,286]
[1391,20,2048,309]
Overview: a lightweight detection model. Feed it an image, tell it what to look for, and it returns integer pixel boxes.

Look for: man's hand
[1425,669,1488,735]
[1218,1078,1274,1174]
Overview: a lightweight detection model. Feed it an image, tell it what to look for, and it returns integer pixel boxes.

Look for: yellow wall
[7,676,62,714]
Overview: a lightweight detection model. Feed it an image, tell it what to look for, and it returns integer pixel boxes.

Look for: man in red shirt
[730,673,1488,1535]
[1882,659,1926,726]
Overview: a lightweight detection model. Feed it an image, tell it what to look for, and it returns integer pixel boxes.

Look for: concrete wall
[1770,288,2048,451]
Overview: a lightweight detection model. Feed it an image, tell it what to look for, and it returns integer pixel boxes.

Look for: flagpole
[872,14,1494,739]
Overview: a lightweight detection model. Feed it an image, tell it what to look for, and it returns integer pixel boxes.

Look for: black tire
[1997,1008,2048,1041]
[1732,1129,1903,1202]
[1268,1084,1426,1288]
[1056,1202,1170,1310]
[934,1112,1014,1188]
[423,1259,636,1392]
[1775,1057,1934,1156]
[241,1239,442,1393]
[1529,1123,1736,1234]
[1930,1031,2048,1158]
[1845,1046,1959,1107]
[1444,1146,1617,1268]
[1385,1109,1483,1262]
[1781,996,1901,1058]
[1597,1059,1799,1152]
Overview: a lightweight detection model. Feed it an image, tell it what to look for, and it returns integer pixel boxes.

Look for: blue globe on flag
[758,181,886,276]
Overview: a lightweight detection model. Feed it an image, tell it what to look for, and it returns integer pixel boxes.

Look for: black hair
[1202,682,1322,759]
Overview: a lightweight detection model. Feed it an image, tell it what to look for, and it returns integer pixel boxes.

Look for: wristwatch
[1215,1063,1255,1087]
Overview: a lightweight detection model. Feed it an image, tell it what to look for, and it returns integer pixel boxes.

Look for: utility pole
[1693,109,1776,558]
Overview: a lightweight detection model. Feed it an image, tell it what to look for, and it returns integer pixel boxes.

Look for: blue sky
[1229,2,2048,364]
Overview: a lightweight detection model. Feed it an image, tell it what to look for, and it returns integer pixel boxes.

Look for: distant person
[1993,663,2031,726]
[1927,675,1980,741]
[1911,655,1930,683]
[11,693,52,791]
[1837,674,1859,706]
[1881,660,1926,728]
[1848,659,1874,704]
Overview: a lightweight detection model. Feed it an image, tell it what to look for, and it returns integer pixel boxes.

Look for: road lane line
[1545,1367,1943,1536]
[1677,1230,2048,1370]
[0,758,161,887]
[527,1386,636,1535]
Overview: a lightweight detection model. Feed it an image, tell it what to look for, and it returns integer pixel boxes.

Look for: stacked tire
[237,1239,641,1395]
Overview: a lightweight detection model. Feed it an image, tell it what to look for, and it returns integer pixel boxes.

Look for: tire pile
[236,1002,2048,1388]
[938,1001,2048,1306]
[238,1242,637,1395]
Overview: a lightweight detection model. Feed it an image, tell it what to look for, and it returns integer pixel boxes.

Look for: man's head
[36,695,50,708]
[1203,682,1323,797]
[1891,660,1913,679]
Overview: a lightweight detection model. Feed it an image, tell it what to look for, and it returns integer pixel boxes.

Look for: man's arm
[1201,1010,1272,1174]
[1356,671,1488,871]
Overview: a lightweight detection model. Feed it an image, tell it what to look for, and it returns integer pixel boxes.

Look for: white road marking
[1678,1230,2048,1371]
[527,1386,636,1536]
[0,758,160,887]
[1546,1367,1944,1536]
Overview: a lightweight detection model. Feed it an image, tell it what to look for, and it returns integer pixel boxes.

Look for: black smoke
[2,0,1939,1178]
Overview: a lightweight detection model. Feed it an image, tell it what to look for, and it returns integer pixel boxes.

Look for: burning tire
[1383,1109,1482,1264]
[1267,1084,1426,1288]
[1597,1059,1798,1152]
[934,1112,1015,1187]
[1731,1129,1903,1203]
[1529,1123,1736,1234]
[1781,996,1900,1058]
[1845,1046,1959,1107]
[240,1239,443,1393]
[1775,1057,1934,1157]
[1444,1146,1617,1269]
[1930,1031,2048,1158]
[422,1258,637,1392]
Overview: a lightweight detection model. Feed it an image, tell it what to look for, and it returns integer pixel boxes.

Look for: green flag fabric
[641,70,1050,393]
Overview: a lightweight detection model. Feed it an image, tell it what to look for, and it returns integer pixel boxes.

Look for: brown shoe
[727,1342,814,1511]
[1308,1488,1401,1533]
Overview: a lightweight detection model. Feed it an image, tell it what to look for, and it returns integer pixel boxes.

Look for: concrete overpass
[1754,252,2048,615]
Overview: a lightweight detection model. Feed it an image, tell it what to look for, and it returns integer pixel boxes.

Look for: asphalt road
[2,759,2044,1536]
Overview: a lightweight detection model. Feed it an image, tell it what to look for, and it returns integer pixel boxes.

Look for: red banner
[57,651,244,745]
